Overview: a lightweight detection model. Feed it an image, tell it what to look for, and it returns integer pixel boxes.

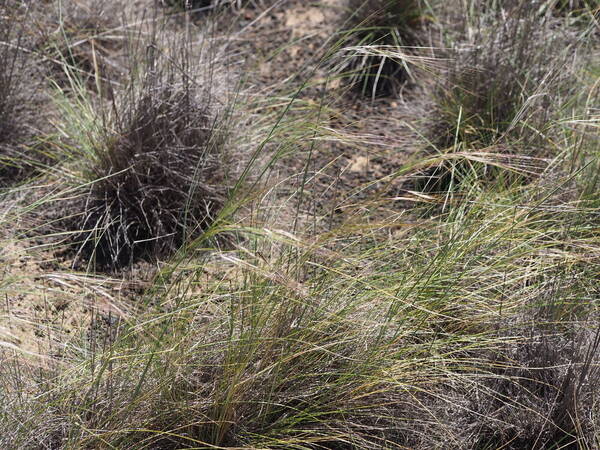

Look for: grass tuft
[418,0,583,192]
[434,2,571,148]
[343,0,428,97]
[55,29,234,270]
[0,1,29,182]
[0,0,599,448]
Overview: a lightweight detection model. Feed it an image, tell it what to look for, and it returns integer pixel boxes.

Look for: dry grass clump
[4,180,600,448]
[35,0,126,91]
[160,0,258,13]
[60,33,233,270]
[408,326,600,448]
[0,1,35,183]
[343,0,427,97]
[395,194,600,447]
[0,0,599,447]
[468,331,600,448]
[434,2,570,148]
[417,0,581,192]
[80,89,225,269]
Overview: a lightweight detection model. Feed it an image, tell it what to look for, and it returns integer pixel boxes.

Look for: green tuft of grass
[3,173,600,448]
[0,0,599,448]
[434,2,571,148]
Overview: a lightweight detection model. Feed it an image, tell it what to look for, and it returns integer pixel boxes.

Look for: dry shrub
[344,0,427,97]
[76,35,232,270]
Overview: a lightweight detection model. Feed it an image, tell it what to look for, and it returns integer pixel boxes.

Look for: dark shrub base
[78,85,227,270]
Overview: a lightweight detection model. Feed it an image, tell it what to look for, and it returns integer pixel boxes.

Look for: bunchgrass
[434,1,576,148]
[3,166,600,447]
[50,21,237,270]
[342,0,428,98]
[417,0,587,193]
[0,0,30,182]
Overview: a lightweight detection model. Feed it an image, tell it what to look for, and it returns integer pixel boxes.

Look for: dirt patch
[0,236,152,361]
